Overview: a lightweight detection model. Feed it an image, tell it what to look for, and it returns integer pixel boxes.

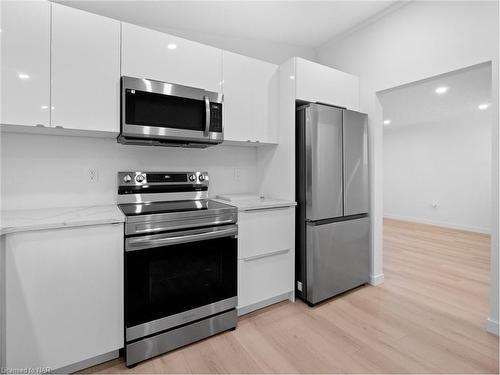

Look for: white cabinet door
[238,250,293,311]
[51,3,120,132]
[295,58,359,111]
[238,206,294,260]
[0,1,50,127]
[5,224,124,370]
[222,51,279,143]
[236,206,295,315]
[122,23,222,93]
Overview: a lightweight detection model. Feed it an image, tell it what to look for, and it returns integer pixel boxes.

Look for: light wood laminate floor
[83,219,499,374]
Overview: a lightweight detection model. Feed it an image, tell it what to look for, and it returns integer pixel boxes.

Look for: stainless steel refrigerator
[296,103,370,306]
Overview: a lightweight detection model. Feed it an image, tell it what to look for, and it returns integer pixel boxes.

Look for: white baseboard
[384,214,490,234]
[369,273,384,286]
[237,291,291,316]
[54,349,119,374]
[486,317,499,336]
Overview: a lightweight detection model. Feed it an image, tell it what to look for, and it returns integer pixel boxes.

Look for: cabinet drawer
[238,206,294,259]
[238,249,293,309]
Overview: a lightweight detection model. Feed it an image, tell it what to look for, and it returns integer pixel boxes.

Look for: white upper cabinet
[0,1,50,127]
[121,23,222,93]
[295,58,359,111]
[222,51,279,144]
[51,3,120,132]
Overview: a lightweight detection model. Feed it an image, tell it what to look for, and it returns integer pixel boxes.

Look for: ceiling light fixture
[383,119,391,125]
[478,103,490,110]
[167,43,177,50]
[41,105,48,110]
[18,73,30,80]
[289,75,295,80]
[435,86,449,94]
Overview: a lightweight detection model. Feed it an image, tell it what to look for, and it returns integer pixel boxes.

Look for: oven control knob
[123,174,132,183]
[136,174,145,183]
[199,174,205,182]
[189,174,196,182]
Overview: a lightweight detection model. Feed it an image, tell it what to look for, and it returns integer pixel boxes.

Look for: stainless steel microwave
[118,76,223,148]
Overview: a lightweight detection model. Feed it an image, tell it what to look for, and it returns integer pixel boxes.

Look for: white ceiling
[56,0,402,48]
[378,63,492,128]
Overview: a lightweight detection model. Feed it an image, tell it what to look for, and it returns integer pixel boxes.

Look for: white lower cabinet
[237,206,295,315]
[4,224,124,371]
[238,250,293,313]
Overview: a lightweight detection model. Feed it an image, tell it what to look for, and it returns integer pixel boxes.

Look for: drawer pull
[243,248,290,262]
[244,205,292,213]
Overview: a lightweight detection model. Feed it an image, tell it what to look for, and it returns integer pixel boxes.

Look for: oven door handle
[125,225,237,252]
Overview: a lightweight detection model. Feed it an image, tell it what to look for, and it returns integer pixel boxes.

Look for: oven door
[125,224,237,342]
[121,76,223,145]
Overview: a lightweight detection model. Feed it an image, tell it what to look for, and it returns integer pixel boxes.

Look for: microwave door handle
[204,95,210,136]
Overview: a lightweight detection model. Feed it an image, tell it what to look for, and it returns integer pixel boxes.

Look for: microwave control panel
[209,103,223,133]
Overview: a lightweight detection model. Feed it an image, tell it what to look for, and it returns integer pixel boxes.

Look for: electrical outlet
[88,168,99,183]
[233,168,241,181]
[297,281,303,292]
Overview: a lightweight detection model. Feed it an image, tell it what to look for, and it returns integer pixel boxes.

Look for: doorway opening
[377,62,494,341]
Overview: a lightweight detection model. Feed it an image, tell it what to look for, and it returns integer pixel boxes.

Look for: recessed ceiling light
[41,105,48,110]
[383,119,391,125]
[18,73,30,80]
[289,75,295,80]
[478,103,490,110]
[435,86,449,94]
[167,43,177,50]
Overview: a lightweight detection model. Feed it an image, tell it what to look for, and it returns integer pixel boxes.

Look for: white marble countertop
[214,194,296,211]
[0,205,125,235]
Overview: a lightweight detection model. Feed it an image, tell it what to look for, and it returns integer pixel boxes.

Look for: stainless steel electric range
[117,171,238,367]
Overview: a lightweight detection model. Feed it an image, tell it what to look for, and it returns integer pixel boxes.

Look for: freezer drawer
[306,216,369,304]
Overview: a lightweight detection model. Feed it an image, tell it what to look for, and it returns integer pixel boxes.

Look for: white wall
[383,112,491,233]
[0,132,258,210]
[316,0,499,333]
